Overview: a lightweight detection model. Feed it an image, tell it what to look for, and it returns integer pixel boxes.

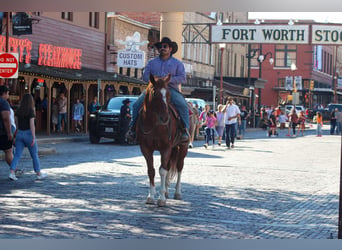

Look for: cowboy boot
[181,128,190,142]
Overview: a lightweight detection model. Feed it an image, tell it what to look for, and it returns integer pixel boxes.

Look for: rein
[140,109,171,135]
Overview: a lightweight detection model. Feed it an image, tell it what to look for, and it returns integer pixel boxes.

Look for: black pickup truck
[88,96,138,144]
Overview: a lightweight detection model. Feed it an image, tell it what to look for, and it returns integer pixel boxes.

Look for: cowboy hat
[154,37,178,55]
[122,98,131,104]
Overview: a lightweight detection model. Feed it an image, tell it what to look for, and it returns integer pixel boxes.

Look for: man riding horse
[127,37,190,142]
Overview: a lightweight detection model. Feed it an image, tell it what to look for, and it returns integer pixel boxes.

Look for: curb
[0,146,57,161]
[37,135,89,144]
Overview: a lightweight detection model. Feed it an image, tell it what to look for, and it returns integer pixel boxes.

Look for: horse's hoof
[157,199,166,207]
[174,193,182,200]
[188,143,193,148]
[145,197,155,204]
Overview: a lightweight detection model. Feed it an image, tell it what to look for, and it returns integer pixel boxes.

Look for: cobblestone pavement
[0,126,340,239]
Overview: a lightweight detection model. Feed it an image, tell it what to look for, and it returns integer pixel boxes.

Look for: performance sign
[211,24,309,44]
[312,25,342,45]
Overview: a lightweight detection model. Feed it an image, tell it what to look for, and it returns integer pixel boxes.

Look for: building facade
[248,21,342,109]
[1,12,145,134]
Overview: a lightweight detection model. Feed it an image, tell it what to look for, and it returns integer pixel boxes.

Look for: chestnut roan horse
[137,74,189,206]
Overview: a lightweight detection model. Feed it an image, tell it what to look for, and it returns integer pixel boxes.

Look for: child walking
[203,110,217,149]
[316,112,323,137]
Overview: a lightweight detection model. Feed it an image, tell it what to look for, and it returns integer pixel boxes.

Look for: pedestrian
[278,111,287,130]
[57,92,67,132]
[289,108,299,137]
[330,108,337,135]
[202,110,217,149]
[269,110,277,137]
[72,98,84,133]
[238,105,249,139]
[316,112,323,137]
[51,97,58,133]
[119,98,131,144]
[88,96,100,115]
[9,93,47,181]
[260,107,268,130]
[0,85,14,168]
[215,104,225,146]
[187,102,198,148]
[297,110,306,136]
[199,104,210,140]
[222,96,241,149]
[194,103,200,140]
[127,37,190,142]
[286,111,292,137]
[41,94,48,128]
[336,109,342,135]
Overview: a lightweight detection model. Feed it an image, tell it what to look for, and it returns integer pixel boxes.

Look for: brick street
[0,125,340,239]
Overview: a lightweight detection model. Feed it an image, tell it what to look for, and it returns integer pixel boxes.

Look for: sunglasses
[159,44,169,49]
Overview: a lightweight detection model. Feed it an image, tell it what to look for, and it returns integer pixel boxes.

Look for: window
[89,12,99,29]
[275,45,296,67]
[61,12,73,21]
[250,44,260,67]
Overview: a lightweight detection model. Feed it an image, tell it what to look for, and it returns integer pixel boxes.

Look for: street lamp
[257,48,274,112]
[334,74,338,103]
[219,43,226,104]
[290,62,297,105]
[246,44,260,128]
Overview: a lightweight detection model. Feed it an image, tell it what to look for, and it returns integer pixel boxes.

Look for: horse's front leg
[158,150,172,207]
[141,147,156,204]
[165,171,171,199]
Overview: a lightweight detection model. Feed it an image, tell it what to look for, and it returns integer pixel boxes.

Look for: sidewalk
[0,133,88,160]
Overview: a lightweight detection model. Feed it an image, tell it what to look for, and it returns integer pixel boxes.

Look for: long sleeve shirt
[142,56,186,90]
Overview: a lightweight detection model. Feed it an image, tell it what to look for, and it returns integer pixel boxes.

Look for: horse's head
[146,74,171,106]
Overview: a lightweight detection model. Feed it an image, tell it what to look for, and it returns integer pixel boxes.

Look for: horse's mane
[143,82,154,113]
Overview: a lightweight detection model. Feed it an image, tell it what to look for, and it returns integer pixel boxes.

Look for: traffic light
[310,80,314,91]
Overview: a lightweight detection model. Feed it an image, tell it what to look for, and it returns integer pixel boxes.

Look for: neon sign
[38,43,82,69]
[0,35,32,64]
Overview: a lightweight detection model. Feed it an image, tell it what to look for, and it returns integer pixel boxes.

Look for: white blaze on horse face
[160,88,167,105]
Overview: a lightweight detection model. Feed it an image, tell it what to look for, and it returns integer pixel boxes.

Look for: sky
[248,12,342,23]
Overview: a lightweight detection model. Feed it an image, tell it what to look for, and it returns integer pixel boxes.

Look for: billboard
[12,12,32,35]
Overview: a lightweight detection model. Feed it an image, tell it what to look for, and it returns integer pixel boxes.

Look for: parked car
[185,98,207,111]
[284,105,306,115]
[88,96,138,144]
[327,103,342,112]
[306,108,330,120]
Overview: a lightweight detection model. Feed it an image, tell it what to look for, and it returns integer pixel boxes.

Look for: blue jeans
[58,113,67,132]
[205,127,215,144]
[330,121,337,135]
[225,123,236,147]
[10,130,41,173]
[337,122,342,135]
[239,120,247,137]
[131,87,189,129]
[316,124,322,136]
